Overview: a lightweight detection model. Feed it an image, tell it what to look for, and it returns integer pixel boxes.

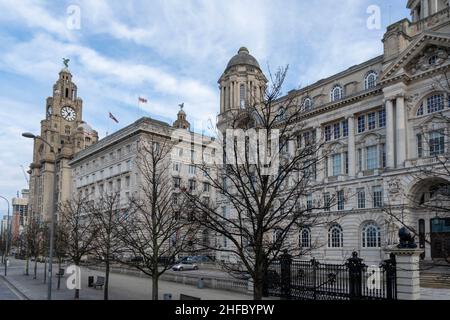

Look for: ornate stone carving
[409,46,449,75]
[388,177,401,194]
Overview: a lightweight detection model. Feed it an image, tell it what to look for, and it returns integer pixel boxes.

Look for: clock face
[61,106,76,122]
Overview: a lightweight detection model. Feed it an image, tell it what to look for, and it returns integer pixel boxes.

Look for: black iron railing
[265,251,397,300]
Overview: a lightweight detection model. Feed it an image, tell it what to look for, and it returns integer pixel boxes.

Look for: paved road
[3,258,252,300]
[0,275,26,300]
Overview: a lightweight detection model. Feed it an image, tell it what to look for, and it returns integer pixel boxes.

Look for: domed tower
[173,104,190,130]
[217,47,267,130]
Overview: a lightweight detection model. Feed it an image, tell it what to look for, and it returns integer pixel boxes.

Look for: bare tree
[184,66,329,300]
[58,194,98,299]
[87,190,125,300]
[24,215,43,279]
[118,133,199,300]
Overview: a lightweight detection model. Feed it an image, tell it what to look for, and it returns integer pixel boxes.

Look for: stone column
[396,95,407,167]
[385,248,423,300]
[347,116,356,177]
[385,99,395,168]
[220,85,224,113]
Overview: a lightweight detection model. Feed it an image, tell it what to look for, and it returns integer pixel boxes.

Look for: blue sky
[0,0,409,215]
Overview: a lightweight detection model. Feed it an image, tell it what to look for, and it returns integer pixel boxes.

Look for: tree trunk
[57,259,62,290]
[152,275,159,300]
[43,258,47,284]
[253,279,264,300]
[25,258,29,275]
[33,259,37,279]
[104,260,110,300]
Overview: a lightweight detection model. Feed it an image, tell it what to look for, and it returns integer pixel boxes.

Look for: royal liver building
[217,0,450,264]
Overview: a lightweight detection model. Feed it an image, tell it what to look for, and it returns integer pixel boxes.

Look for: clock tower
[28,64,98,222]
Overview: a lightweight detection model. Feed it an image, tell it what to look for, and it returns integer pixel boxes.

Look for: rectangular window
[357,188,366,209]
[429,131,445,156]
[417,134,423,158]
[189,180,196,191]
[325,125,332,141]
[173,178,181,188]
[126,145,131,153]
[344,152,349,175]
[189,165,196,174]
[306,194,313,212]
[378,109,386,128]
[342,119,349,137]
[173,163,180,172]
[358,149,362,171]
[125,176,130,187]
[324,157,329,177]
[303,131,311,146]
[366,145,378,170]
[358,116,366,133]
[368,112,376,130]
[373,186,383,208]
[332,154,342,176]
[203,182,210,192]
[333,123,341,139]
[337,190,345,211]
[323,193,331,212]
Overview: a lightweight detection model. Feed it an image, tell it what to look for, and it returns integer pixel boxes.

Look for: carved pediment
[406,45,450,75]
[381,32,450,82]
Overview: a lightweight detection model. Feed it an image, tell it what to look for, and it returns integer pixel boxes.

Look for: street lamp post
[0,196,10,276]
[22,132,57,300]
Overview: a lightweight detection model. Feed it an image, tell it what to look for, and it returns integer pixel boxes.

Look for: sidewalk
[3,259,252,300]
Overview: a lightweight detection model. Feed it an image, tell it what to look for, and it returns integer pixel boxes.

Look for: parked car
[172,262,199,271]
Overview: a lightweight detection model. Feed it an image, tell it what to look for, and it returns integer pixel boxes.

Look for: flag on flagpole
[109,112,119,123]
[138,97,148,104]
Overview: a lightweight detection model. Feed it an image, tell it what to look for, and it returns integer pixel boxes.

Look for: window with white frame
[328,224,343,248]
[358,115,366,133]
[323,193,331,212]
[364,71,378,90]
[417,93,447,116]
[366,145,378,170]
[306,193,313,211]
[189,165,196,175]
[362,222,381,248]
[331,85,343,102]
[299,228,311,248]
[303,97,313,111]
[368,112,376,130]
[337,190,345,211]
[372,186,383,208]
[357,188,366,209]
[332,154,342,176]
[429,130,445,156]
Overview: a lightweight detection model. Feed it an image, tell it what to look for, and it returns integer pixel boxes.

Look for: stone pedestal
[385,247,423,300]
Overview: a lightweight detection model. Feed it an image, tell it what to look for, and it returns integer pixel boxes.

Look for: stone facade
[69,109,217,256]
[27,67,98,222]
[216,0,450,265]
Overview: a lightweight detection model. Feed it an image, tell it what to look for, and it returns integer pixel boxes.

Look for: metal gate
[264,251,397,300]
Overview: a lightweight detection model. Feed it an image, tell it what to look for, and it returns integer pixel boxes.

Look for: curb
[0,275,30,300]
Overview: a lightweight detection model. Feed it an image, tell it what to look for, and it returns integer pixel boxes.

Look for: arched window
[328,224,343,248]
[303,97,313,111]
[273,229,283,244]
[364,71,378,90]
[299,228,311,248]
[331,85,343,102]
[361,222,381,248]
[416,93,447,116]
[277,107,286,121]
